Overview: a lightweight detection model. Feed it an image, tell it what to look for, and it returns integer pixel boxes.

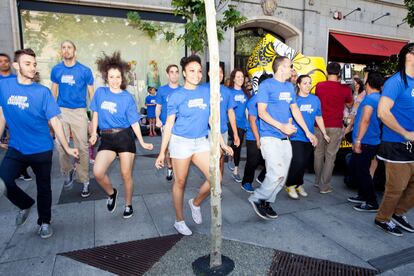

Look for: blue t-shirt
[352,92,381,145]
[90,87,141,130]
[201,83,237,134]
[245,95,259,141]
[230,88,248,130]
[167,86,210,139]
[145,94,157,118]
[256,78,296,139]
[381,73,414,142]
[155,84,181,125]
[0,73,16,80]
[291,94,321,142]
[0,78,61,154]
[50,62,94,108]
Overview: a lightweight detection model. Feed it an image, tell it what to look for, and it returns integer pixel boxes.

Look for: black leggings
[242,140,266,184]
[286,140,313,187]
[228,127,245,166]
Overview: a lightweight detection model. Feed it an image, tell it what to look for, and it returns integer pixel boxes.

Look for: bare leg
[93,150,117,195]
[191,151,212,207]
[118,152,135,206]
[171,157,192,221]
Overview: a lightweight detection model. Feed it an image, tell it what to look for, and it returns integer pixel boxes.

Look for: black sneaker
[19,175,32,181]
[375,220,403,237]
[123,205,133,219]
[392,214,414,233]
[347,196,365,204]
[107,188,118,213]
[264,202,278,219]
[166,168,173,182]
[249,200,269,220]
[353,203,378,212]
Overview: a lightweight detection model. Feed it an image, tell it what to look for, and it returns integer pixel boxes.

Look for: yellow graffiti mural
[247,33,327,92]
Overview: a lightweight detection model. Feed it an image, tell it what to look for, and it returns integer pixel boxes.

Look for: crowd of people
[0,40,413,239]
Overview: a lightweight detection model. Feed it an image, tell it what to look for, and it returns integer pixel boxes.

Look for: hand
[403,131,414,141]
[306,132,318,147]
[323,134,331,143]
[141,142,154,150]
[279,118,297,136]
[233,134,240,147]
[155,153,165,169]
[221,144,233,156]
[0,143,8,150]
[353,142,362,153]
[66,147,79,159]
[256,140,261,149]
[156,119,162,128]
[89,134,97,146]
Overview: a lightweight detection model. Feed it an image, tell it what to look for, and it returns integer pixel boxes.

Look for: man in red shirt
[314,62,353,193]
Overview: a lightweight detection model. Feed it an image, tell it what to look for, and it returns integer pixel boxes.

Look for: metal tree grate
[59,235,182,276]
[269,250,378,276]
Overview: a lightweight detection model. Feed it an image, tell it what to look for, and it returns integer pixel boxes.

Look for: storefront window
[20,9,185,108]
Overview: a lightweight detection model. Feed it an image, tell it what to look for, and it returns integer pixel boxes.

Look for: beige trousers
[314,127,343,191]
[55,107,89,183]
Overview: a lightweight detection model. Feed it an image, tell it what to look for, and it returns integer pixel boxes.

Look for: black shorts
[98,128,136,154]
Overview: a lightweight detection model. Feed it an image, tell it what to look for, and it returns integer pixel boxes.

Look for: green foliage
[127,0,246,53]
[379,55,398,77]
[404,0,414,27]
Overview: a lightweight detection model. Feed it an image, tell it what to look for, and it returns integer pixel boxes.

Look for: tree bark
[204,0,222,269]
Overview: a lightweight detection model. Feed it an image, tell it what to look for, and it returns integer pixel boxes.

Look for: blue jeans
[0,148,53,225]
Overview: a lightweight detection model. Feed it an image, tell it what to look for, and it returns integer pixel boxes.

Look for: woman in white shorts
[155,55,232,235]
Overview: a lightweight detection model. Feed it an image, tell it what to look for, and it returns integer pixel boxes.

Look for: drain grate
[269,250,377,276]
[59,234,182,276]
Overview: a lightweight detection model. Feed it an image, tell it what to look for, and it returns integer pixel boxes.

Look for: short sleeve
[89,89,99,112]
[42,88,61,119]
[382,76,402,102]
[145,96,150,104]
[256,82,269,104]
[167,92,184,116]
[363,96,375,108]
[126,95,140,125]
[85,68,94,86]
[315,97,322,116]
[50,66,58,84]
[224,87,236,110]
[290,89,297,104]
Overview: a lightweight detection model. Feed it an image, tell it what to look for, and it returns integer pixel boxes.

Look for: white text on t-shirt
[188,98,207,109]
[300,104,314,114]
[7,95,29,110]
[279,92,292,103]
[61,75,76,86]
[101,101,117,114]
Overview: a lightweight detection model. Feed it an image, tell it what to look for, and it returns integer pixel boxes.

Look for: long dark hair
[354,77,364,94]
[96,51,129,90]
[229,68,250,99]
[396,42,414,88]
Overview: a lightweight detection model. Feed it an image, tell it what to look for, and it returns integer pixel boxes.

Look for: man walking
[248,56,317,219]
[376,43,414,236]
[314,62,353,193]
[51,40,94,197]
[0,49,78,238]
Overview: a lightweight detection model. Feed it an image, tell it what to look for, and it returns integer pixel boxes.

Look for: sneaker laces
[125,206,131,212]
[40,223,48,231]
[387,220,397,229]
[107,197,113,205]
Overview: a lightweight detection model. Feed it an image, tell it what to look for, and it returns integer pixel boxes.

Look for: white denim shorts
[169,134,210,159]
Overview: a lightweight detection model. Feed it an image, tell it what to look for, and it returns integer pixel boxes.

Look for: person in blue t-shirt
[0,53,16,80]
[241,94,267,193]
[89,52,153,219]
[202,64,239,176]
[248,56,317,220]
[155,55,232,236]
[50,40,94,198]
[285,75,330,200]
[228,69,249,183]
[145,86,157,136]
[348,72,384,212]
[375,43,414,236]
[0,49,78,239]
[155,64,181,182]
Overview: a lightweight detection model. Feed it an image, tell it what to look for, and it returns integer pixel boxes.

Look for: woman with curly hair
[89,52,153,219]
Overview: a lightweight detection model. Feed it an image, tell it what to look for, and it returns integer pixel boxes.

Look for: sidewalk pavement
[0,136,413,275]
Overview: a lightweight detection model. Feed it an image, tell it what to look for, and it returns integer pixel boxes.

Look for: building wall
[1,0,413,73]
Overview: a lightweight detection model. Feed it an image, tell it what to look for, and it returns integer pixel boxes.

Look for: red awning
[330,32,407,57]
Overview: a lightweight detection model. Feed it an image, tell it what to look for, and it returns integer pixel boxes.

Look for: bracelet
[355,140,361,144]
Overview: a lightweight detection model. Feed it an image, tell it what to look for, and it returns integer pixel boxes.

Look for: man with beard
[0,48,78,238]
[51,40,94,198]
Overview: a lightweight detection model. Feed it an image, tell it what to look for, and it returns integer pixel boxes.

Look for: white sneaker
[174,221,192,236]
[296,186,308,197]
[188,198,202,224]
[286,186,299,199]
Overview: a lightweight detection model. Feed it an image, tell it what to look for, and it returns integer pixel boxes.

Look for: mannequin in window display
[146,60,161,90]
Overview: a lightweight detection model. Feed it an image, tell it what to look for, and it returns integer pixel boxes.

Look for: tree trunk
[204,0,222,269]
